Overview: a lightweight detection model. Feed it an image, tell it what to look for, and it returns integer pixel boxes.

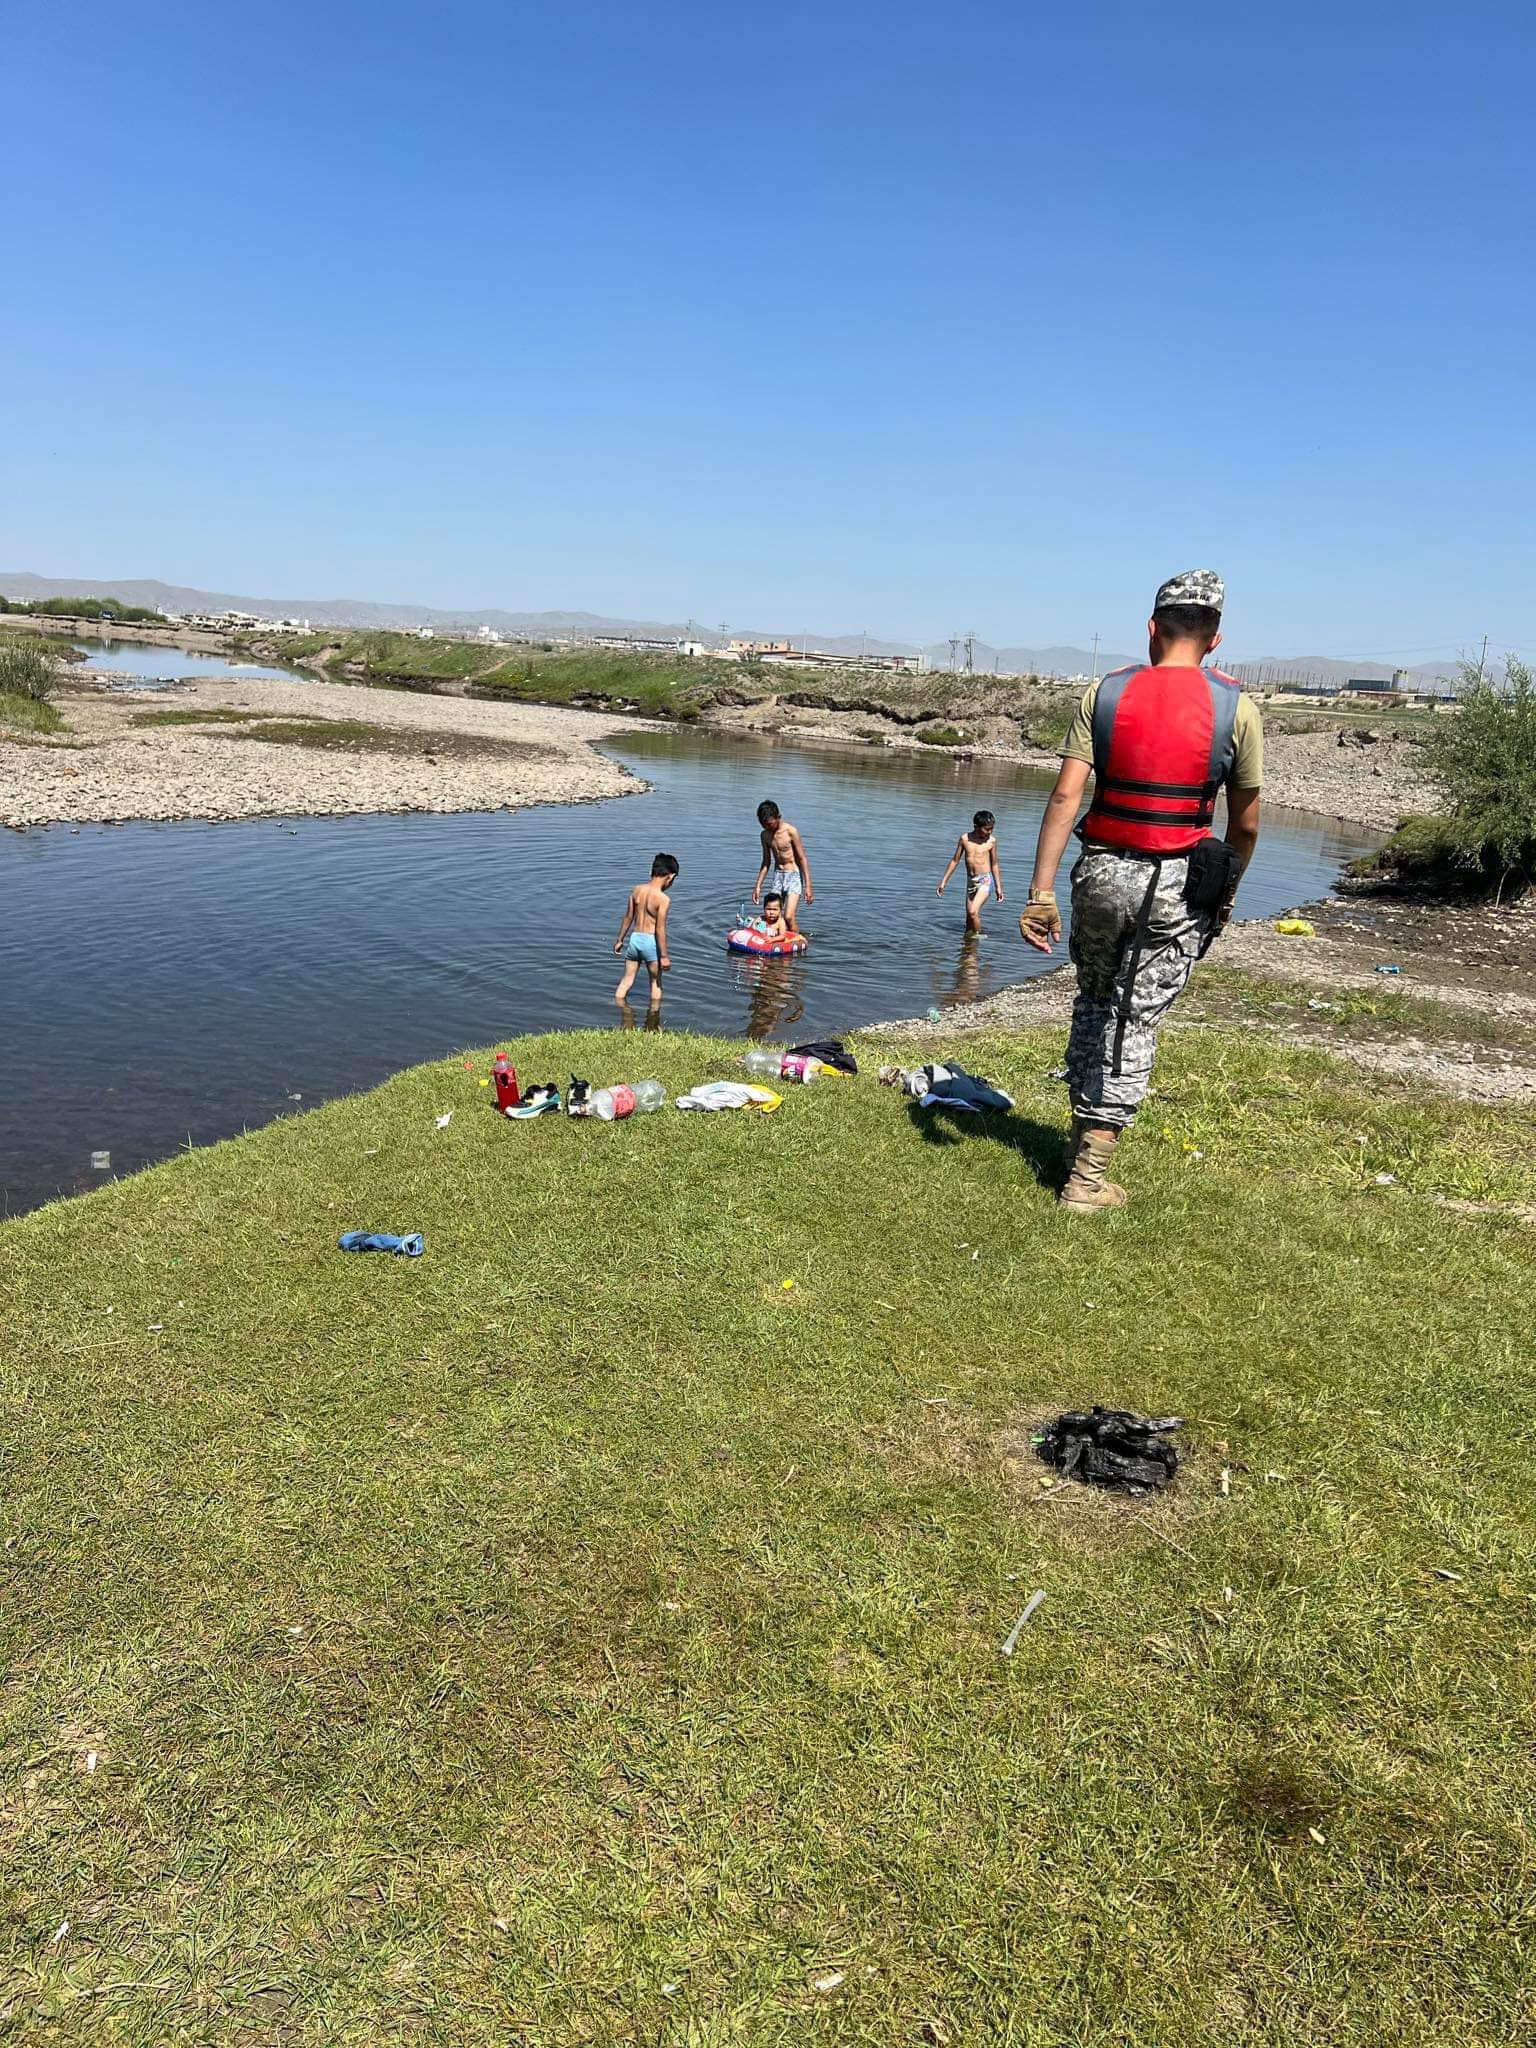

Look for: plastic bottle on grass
[492,1056,520,1111]
[633,1080,666,1113]
[743,1047,780,1079]
[780,1054,820,1084]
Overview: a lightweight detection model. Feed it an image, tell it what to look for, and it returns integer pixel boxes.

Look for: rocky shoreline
[696,695,1431,832]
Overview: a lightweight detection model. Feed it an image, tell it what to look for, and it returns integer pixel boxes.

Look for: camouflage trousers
[1065,847,1214,1129]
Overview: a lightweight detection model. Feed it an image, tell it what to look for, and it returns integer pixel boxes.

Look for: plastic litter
[492,1056,521,1112]
[778,1054,822,1084]
[338,1231,424,1257]
[1033,1407,1183,1493]
[633,1080,666,1113]
[434,1113,452,1129]
[927,1006,942,1022]
[1000,1589,1046,1655]
[89,1150,111,1171]
[743,1047,781,1079]
[1274,917,1315,937]
[1375,963,1401,975]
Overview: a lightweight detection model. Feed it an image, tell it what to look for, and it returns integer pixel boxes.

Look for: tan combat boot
[1059,1124,1127,1211]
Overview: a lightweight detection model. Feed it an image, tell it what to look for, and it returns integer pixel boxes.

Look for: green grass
[128,708,326,729]
[0,688,64,735]
[472,650,710,718]
[915,724,968,747]
[5,1027,1532,2042]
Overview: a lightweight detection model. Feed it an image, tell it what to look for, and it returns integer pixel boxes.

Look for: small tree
[0,636,62,703]
[1416,657,1536,891]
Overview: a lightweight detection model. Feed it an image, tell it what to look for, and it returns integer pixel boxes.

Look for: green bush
[916,724,967,747]
[0,636,62,703]
[10,595,165,622]
[1418,659,1535,887]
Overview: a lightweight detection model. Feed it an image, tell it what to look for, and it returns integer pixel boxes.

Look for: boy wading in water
[1018,570,1262,1212]
[753,801,813,933]
[614,854,679,1009]
[937,810,1004,931]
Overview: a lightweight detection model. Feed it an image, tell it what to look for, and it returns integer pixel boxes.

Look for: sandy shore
[1,672,644,829]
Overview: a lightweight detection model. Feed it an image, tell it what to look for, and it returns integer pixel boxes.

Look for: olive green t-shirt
[1060,672,1264,789]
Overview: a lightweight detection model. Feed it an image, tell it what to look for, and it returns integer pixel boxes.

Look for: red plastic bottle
[492,1055,521,1112]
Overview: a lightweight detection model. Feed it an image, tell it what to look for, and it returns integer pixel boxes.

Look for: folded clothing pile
[880,1062,1014,1112]
[675,1082,782,1113]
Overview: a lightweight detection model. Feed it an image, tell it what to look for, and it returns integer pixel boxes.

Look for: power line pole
[1090,631,1101,683]
[1476,633,1489,684]
[963,631,976,674]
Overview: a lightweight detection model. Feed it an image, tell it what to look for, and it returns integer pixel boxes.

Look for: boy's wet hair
[756,800,781,825]
[973,810,995,832]
[651,853,680,878]
[1153,603,1222,648]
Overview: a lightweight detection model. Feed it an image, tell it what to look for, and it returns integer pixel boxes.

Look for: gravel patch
[1,672,647,829]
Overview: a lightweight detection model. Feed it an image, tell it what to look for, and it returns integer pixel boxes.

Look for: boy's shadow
[905,1100,1064,1192]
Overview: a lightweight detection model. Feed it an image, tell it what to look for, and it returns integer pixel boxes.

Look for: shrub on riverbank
[0,634,62,704]
[2,1021,1533,2038]
[0,594,165,623]
[1361,659,1536,895]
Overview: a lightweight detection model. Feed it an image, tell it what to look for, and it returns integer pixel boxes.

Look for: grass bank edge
[7,1017,1534,1241]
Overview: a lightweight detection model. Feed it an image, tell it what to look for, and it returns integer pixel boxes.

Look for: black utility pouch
[1184,835,1239,916]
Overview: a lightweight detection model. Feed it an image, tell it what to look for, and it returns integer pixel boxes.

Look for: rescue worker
[1017,570,1263,1211]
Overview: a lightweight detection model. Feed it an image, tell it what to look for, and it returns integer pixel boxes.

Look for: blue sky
[5,0,1533,660]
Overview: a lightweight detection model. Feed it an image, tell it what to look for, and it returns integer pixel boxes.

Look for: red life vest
[1080,664,1242,854]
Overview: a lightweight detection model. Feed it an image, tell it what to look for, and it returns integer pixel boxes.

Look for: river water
[73,638,304,683]
[0,729,1375,1215]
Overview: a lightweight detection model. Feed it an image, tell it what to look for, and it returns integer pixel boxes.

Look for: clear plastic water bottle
[780,1054,820,1084]
[743,1046,780,1078]
[589,1088,618,1121]
[633,1080,665,1113]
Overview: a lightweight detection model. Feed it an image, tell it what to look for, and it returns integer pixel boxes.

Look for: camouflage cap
[1154,568,1224,613]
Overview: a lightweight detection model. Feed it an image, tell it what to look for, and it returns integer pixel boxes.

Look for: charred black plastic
[1034,1407,1184,1493]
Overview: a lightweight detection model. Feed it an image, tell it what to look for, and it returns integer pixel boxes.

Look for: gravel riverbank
[0,672,644,828]
[698,697,1431,831]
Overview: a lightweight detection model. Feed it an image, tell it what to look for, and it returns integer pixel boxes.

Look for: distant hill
[0,571,1499,688]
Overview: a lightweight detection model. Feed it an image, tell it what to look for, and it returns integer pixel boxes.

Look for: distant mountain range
[0,570,1481,687]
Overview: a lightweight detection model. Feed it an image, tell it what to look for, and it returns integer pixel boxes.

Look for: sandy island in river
[0,670,645,829]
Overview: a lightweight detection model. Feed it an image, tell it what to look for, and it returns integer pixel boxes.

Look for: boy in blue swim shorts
[614,853,679,1009]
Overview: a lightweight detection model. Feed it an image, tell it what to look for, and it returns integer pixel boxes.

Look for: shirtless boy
[613,853,679,1007]
[753,800,813,933]
[937,810,1004,932]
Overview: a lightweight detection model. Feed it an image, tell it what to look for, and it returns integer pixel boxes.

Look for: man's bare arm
[1224,786,1261,873]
